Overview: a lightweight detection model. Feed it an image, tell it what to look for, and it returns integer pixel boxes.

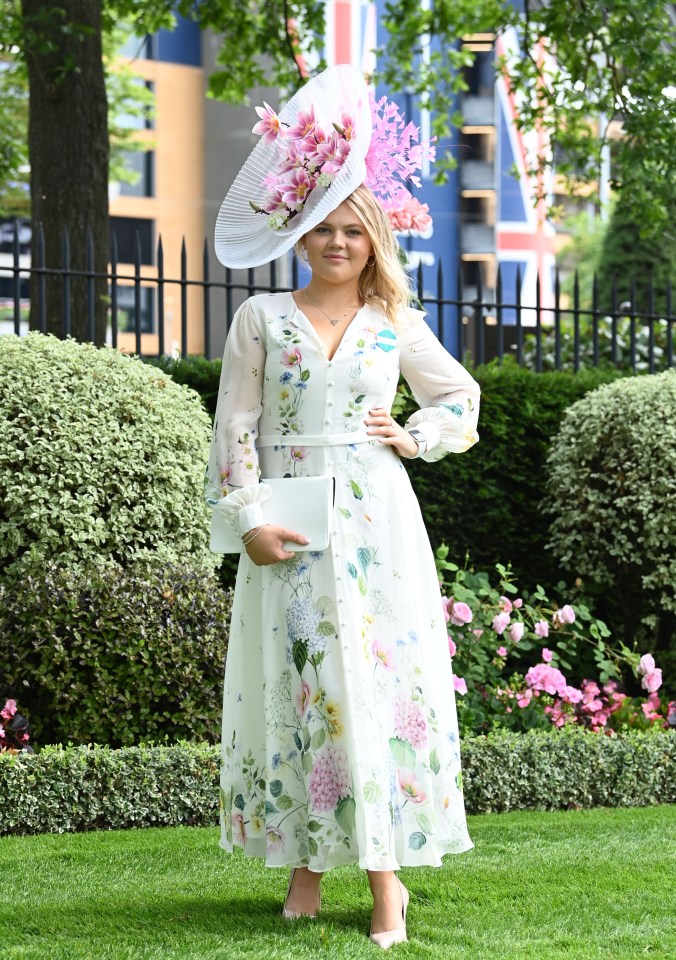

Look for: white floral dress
[205,291,480,871]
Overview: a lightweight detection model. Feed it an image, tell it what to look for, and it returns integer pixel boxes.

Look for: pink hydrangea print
[393,696,428,749]
[308,745,351,812]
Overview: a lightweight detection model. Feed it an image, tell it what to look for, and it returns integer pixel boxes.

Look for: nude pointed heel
[281,867,321,919]
[369,876,409,949]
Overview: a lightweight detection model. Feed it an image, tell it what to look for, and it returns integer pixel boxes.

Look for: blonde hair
[297,184,414,328]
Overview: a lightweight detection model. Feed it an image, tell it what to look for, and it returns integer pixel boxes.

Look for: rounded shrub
[1,561,233,749]
[546,370,676,649]
[0,332,216,581]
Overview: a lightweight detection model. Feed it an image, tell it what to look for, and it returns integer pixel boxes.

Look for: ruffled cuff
[209,482,273,536]
[405,405,479,462]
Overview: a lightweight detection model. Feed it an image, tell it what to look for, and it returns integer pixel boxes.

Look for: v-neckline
[289,291,365,363]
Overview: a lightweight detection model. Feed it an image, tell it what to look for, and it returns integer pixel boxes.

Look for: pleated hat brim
[214,65,373,269]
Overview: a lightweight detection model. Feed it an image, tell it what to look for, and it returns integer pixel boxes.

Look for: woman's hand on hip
[364,407,419,459]
[243,524,310,566]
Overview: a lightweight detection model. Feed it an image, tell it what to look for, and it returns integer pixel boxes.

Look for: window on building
[110,217,154,265]
[119,151,154,198]
[115,80,155,130]
[111,285,156,335]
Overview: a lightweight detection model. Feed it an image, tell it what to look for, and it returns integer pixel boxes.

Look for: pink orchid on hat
[214,64,435,269]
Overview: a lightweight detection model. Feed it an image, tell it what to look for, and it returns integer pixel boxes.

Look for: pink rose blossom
[449,601,473,626]
[497,646,508,657]
[525,663,568,697]
[472,628,484,639]
[534,620,549,639]
[499,596,513,613]
[638,654,656,675]
[441,596,452,623]
[509,622,525,643]
[453,676,468,695]
[513,598,523,609]
[1,699,17,720]
[554,604,576,627]
[492,612,511,635]
[563,685,583,703]
[542,648,553,662]
[448,637,457,658]
[308,746,351,812]
[641,669,662,693]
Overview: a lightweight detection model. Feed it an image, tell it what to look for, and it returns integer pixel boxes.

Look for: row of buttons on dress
[325,365,350,655]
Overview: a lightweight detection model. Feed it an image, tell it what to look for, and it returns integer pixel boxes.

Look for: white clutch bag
[209,476,336,554]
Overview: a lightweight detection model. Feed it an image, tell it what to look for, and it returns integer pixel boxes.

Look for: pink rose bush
[435,545,673,736]
[0,698,33,753]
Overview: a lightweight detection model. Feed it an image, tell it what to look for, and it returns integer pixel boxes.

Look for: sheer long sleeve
[204,299,271,535]
[399,309,480,462]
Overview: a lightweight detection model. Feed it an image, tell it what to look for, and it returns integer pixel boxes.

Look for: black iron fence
[1,219,674,372]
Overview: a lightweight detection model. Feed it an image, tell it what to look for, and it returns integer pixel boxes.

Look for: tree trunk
[22,0,109,344]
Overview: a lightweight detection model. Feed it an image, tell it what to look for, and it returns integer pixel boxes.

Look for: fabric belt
[257,431,373,448]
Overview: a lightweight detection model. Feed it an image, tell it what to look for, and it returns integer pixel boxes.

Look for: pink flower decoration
[448,637,457,658]
[492,612,510,635]
[296,681,311,716]
[497,646,508,657]
[641,669,662,693]
[286,106,318,140]
[371,637,396,671]
[308,746,351,812]
[638,653,656,676]
[315,131,351,174]
[499,596,513,613]
[542,648,554,662]
[534,620,549,639]
[384,194,433,236]
[509,622,525,643]
[364,94,435,204]
[280,167,315,207]
[252,102,283,143]
[453,675,468,695]
[281,346,302,367]
[290,447,308,462]
[449,601,473,626]
[398,769,427,804]
[393,696,428,749]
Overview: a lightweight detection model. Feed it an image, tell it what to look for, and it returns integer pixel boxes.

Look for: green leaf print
[389,737,416,769]
[300,368,311,381]
[308,836,319,856]
[335,796,356,839]
[277,795,293,811]
[357,547,371,574]
[456,771,463,792]
[339,507,352,519]
[357,575,368,596]
[219,786,227,813]
[308,821,322,833]
[303,728,311,751]
[302,752,313,774]
[294,731,303,751]
[350,480,363,500]
[363,780,382,803]
[355,394,366,404]
[347,562,358,579]
[409,831,427,850]
[317,621,335,636]
[292,640,308,675]
[312,728,326,749]
[234,794,245,811]
[269,780,283,798]
[416,812,434,834]
[265,801,278,815]
[430,749,440,775]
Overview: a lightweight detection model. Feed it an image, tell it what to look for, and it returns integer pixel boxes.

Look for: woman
[206,67,480,949]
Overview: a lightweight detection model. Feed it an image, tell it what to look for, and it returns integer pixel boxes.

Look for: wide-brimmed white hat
[215,65,372,269]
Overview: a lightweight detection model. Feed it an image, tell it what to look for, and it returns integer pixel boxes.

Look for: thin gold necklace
[303,287,361,327]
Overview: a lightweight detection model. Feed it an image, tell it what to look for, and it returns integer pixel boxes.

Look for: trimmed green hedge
[2,728,673,835]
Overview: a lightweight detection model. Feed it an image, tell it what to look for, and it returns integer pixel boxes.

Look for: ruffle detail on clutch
[210,482,273,536]
[405,403,479,462]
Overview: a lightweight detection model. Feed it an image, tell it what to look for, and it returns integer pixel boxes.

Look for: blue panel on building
[499,105,527,222]
[157,15,201,67]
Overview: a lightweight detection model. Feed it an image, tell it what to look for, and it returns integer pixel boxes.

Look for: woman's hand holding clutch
[243,524,310,566]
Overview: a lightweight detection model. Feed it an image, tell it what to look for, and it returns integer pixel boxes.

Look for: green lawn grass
[1,805,674,960]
